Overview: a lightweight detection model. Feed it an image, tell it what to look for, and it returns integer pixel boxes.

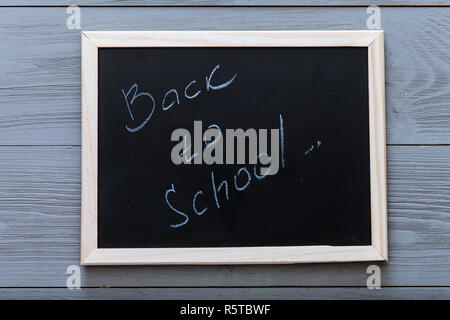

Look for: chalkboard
[81,31,387,264]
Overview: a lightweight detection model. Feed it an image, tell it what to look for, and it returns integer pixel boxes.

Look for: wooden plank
[83,30,380,47]
[1,7,450,144]
[0,145,448,287]
[368,32,388,259]
[80,32,98,265]
[1,1,450,7]
[0,287,449,300]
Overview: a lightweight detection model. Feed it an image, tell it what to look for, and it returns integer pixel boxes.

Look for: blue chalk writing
[122,83,156,133]
[177,134,198,163]
[124,64,236,132]
[204,124,222,148]
[165,183,189,228]
[304,145,314,155]
[234,167,252,191]
[193,190,208,215]
[184,80,202,99]
[206,65,237,91]
[162,89,180,111]
[211,171,229,209]
[253,153,270,180]
[305,140,323,156]
[122,85,136,120]
[163,112,328,229]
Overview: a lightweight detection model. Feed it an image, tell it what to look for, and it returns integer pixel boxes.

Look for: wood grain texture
[80,32,97,264]
[1,7,450,144]
[0,146,448,287]
[0,287,449,300]
[1,1,450,7]
[0,4,449,299]
[368,32,388,259]
[83,30,380,47]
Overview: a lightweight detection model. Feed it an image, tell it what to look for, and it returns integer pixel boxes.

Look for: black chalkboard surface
[97,47,371,249]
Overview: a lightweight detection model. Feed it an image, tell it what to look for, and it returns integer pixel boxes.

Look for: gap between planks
[1,286,450,289]
[2,5,450,8]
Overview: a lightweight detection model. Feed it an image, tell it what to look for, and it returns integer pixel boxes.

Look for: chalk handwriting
[304,140,322,156]
[165,183,189,228]
[165,114,288,228]
[165,134,325,228]
[123,64,237,133]
[122,84,156,133]
[193,190,207,215]
[170,119,281,175]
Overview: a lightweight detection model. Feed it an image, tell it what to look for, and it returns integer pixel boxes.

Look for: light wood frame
[81,31,387,265]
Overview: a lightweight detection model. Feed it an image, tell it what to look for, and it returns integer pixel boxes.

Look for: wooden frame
[81,31,387,265]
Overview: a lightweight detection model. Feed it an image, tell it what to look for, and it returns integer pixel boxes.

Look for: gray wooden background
[1,1,449,300]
